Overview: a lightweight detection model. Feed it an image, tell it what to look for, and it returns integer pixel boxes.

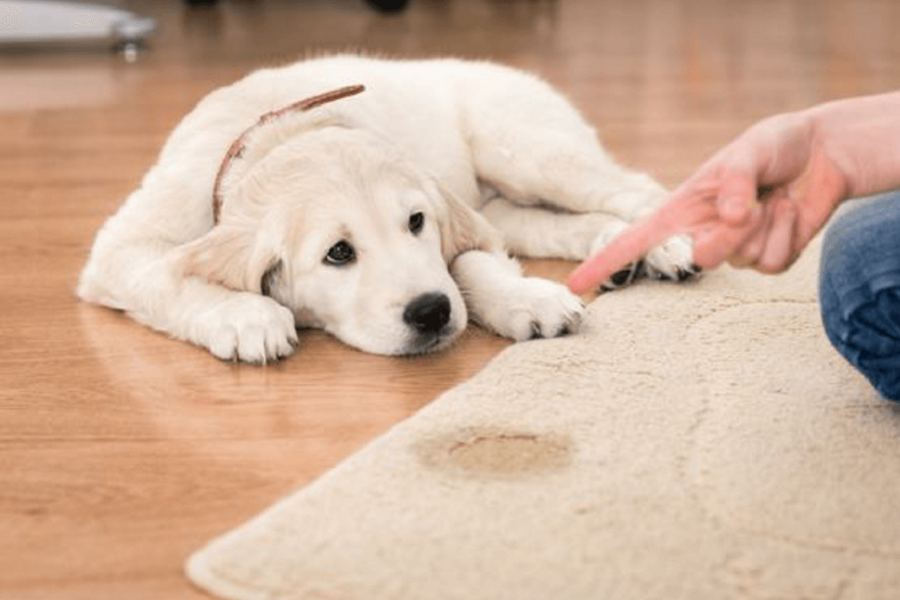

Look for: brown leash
[211,84,366,223]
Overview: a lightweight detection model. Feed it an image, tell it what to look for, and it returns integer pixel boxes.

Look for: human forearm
[807,91,900,199]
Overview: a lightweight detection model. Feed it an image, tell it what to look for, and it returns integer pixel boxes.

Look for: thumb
[715,171,759,226]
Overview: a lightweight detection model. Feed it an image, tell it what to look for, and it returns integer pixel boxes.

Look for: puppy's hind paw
[589,222,650,293]
[645,234,702,283]
[599,259,645,292]
[655,263,703,282]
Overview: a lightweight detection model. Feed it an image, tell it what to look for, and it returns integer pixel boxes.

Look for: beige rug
[186,239,900,600]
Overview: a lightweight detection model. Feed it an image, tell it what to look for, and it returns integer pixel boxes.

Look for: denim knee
[819,191,900,402]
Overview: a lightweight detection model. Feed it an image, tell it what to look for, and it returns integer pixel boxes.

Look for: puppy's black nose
[403,292,451,334]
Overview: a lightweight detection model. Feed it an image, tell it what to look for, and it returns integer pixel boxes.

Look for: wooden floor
[2,0,899,598]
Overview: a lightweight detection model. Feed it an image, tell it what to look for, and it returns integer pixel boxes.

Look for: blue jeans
[819,191,900,401]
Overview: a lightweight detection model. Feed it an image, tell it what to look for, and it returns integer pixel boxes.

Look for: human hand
[568,110,851,294]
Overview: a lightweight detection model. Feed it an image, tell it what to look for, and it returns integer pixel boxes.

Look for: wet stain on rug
[415,427,573,479]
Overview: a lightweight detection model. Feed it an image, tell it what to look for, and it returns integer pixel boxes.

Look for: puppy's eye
[409,211,425,235]
[324,241,355,266]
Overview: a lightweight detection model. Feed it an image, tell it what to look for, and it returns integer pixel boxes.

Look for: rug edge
[186,542,260,600]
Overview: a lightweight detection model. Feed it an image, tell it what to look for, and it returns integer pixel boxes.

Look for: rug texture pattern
[187,241,900,600]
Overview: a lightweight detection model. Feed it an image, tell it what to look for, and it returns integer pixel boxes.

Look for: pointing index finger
[566,182,722,294]
[567,207,681,294]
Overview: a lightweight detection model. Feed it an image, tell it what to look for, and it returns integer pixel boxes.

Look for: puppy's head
[181,125,498,355]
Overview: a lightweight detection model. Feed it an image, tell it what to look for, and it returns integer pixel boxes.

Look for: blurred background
[4,0,899,186]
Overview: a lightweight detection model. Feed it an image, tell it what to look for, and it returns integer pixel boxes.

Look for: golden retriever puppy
[78,55,695,362]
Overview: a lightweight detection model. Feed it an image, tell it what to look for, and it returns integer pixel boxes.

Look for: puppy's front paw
[193,293,298,363]
[488,278,584,342]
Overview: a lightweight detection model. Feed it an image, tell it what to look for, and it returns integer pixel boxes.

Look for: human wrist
[805,92,900,200]
[802,103,855,205]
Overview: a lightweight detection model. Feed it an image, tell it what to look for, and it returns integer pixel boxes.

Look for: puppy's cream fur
[79,55,693,362]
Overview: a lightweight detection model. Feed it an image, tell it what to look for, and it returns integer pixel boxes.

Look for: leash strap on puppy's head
[212,84,366,224]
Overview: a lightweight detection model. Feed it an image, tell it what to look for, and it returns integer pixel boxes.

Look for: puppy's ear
[430,181,503,262]
[178,225,280,294]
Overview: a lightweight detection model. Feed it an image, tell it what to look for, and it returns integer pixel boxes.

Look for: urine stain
[416,427,573,478]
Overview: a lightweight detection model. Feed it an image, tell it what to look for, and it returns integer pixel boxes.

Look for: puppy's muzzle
[403,292,451,334]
